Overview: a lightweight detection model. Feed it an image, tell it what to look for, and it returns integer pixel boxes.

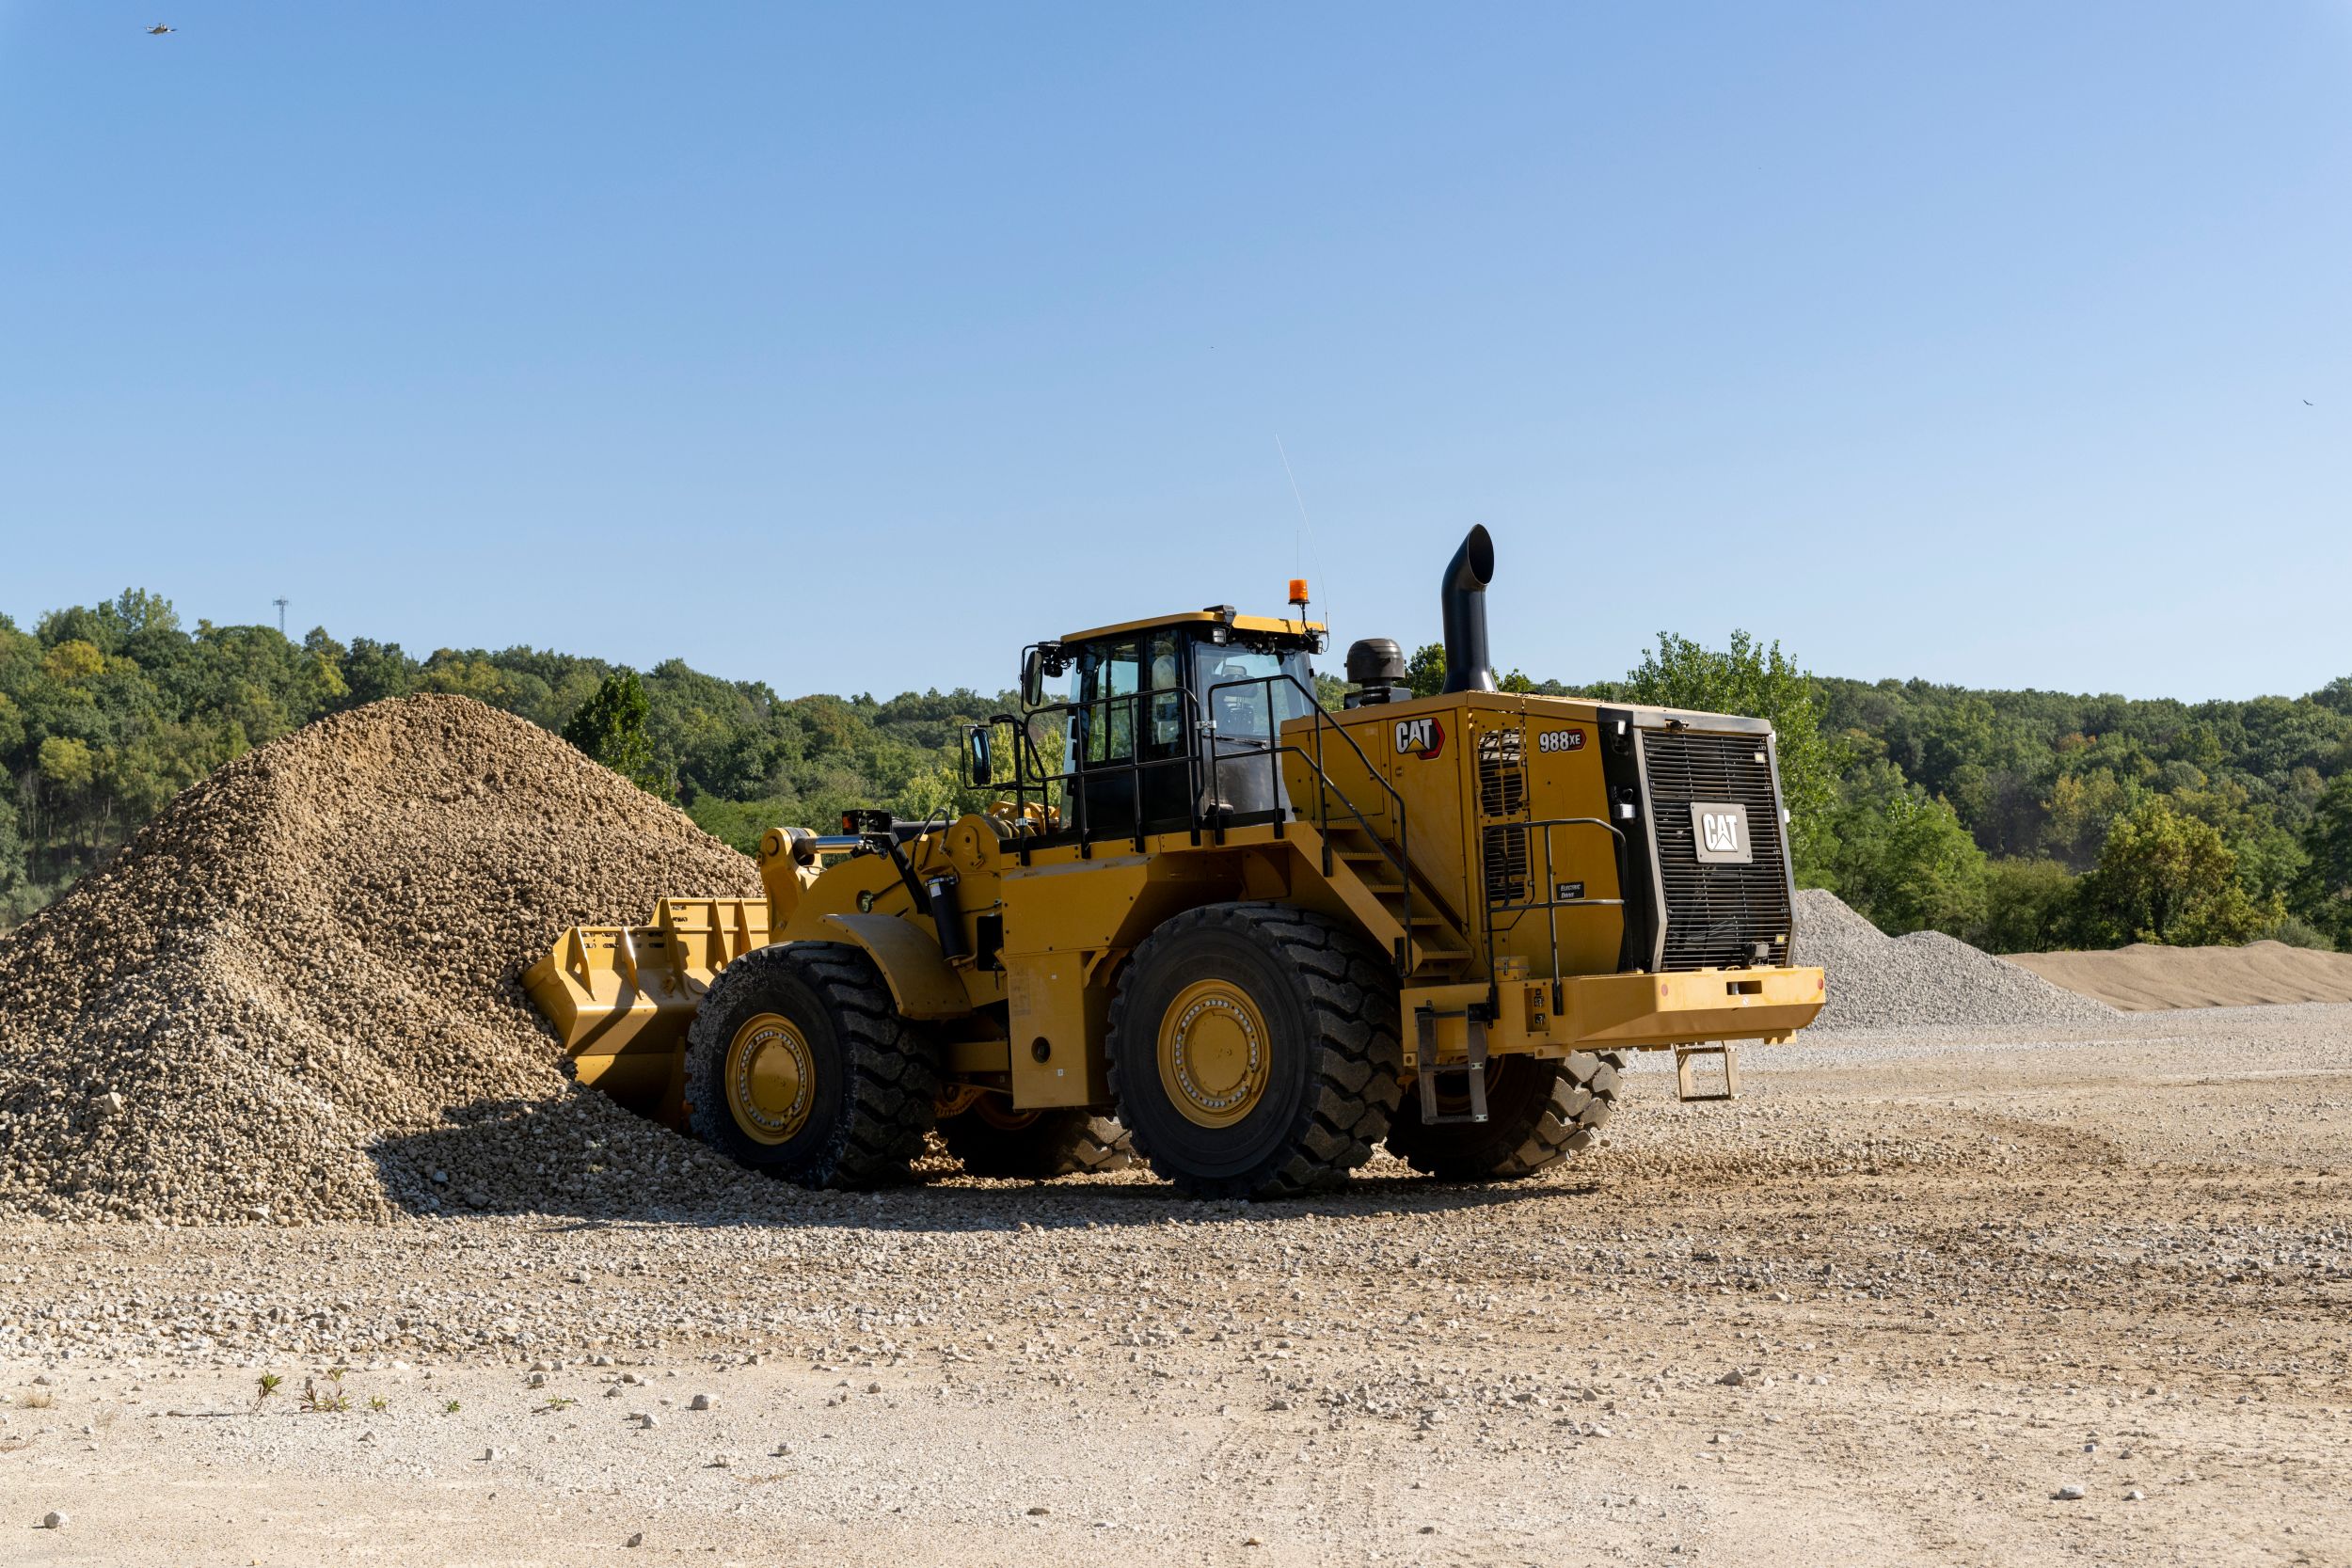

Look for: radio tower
[274,596,289,636]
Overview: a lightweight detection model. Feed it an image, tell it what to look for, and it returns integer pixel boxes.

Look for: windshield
[1196,644,1316,744]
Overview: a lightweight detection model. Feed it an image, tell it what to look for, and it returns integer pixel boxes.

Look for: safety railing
[1481,816,1629,1012]
[1202,673,1440,972]
[986,688,1208,857]
[980,673,1454,975]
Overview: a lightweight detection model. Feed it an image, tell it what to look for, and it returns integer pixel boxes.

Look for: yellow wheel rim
[1157,978,1271,1129]
[725,1012,816,1145]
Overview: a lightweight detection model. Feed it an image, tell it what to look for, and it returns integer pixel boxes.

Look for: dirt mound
[1793,888,2118,1032]
[2005,940,2352,1010]
[0,695,765,1224]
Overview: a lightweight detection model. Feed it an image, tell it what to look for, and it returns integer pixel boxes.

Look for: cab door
[1072,633,1193,838]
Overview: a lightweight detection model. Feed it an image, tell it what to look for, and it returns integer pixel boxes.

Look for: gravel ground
[4,1003,2346,1567]
[1795,888,2119,1033]
[1,700,2342,1562]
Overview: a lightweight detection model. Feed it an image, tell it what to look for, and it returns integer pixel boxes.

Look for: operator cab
[1014,606,1323,842]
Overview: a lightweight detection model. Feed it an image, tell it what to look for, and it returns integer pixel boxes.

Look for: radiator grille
[1641,729,1792,971]
[1477,731,1529,902]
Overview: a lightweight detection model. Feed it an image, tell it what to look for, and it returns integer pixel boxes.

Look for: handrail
[988,688,1207,858]
[1203,673,1449,972]
[982,673,1454,975]
[1481,814,1629,1012]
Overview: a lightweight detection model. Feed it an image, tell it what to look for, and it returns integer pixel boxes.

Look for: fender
[818,912,972,1020]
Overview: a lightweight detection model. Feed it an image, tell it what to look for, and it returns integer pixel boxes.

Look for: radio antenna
[1274,436,1327,641]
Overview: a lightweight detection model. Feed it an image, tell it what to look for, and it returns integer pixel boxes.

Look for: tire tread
[1106,903,1404,1200]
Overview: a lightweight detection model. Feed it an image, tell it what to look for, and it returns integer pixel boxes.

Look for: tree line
[0,590,987,924]
[6,588,2350,953]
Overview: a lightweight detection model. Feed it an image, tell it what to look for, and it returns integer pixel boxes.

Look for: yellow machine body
[527,683,1825,1127]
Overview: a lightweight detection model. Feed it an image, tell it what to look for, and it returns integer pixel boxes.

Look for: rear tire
[1106,903,1403,1200]
[1385,1051,1624,1181]
[938,1101,1135,1179]
[683,942,939,1189]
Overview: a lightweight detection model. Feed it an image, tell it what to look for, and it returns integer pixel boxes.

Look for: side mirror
[963,724,997,788]
[1020,647,1045,708]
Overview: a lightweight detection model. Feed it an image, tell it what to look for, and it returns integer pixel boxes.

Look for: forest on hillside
[6,589,2350,954]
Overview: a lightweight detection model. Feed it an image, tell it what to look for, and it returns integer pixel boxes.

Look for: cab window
[1195,644,1316,743]
[1144,635,1184,756]
[1078,641,1140,765]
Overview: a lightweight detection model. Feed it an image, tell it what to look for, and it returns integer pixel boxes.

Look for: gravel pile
[1793,888,2118,1032]
[0,695,767,1225]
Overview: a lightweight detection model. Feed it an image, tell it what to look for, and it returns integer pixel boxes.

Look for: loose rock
[0,694,765,1227]
[1797,889,2117,1032]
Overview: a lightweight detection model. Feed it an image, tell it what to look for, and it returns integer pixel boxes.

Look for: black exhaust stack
[1439,525,1497,694]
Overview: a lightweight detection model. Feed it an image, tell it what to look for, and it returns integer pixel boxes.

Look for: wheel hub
[1157,979,1271,1128]
[726,1012,815,1144]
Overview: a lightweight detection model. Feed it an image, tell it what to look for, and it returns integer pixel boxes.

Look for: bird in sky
[146,24,175,35]
[2307,400,2317,406]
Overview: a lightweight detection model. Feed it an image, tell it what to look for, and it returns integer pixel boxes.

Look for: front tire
[1106,903,1403,1200]
[1385,1051,1624,1181]
[683,942,939,1189]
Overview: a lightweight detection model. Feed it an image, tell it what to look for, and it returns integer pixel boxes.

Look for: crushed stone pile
[0,695,767,1224]
[1793,888,2119,1033]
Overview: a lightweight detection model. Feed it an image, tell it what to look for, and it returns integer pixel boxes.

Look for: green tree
[1819,761,1988,934]
[1969,857,2079,953]
[2295,775,2352,947]
[41,640,106,688]
[1405,642,1447,700]
[561,670,668,797]
[342,638,420,705]
[34,736,98,863]
[1625,630,1837,880]
[0,779,26,917]
[2076,798,2271,945]
[2041,768,2135,869]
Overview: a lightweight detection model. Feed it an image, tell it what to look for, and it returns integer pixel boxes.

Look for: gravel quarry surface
[0,695,765,1226]
[5,1004,2348,1567]
[2008,939,2352,1010]
[1794,887,2120,1033]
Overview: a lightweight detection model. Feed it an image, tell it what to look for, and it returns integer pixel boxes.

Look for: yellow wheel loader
[527,528,1826,1197]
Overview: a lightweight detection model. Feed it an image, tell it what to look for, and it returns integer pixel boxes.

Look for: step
[1413,1008,1491,1126]
[1674,1043,1740,1102]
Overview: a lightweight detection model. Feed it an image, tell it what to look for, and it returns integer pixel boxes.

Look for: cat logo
[1393,716,1446,760]
[1688,801,1754,864]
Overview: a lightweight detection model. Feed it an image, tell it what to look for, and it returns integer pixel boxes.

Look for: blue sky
[2,4,2345,701]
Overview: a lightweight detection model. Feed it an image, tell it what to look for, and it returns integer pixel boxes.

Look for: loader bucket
[522,896,770,1127]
